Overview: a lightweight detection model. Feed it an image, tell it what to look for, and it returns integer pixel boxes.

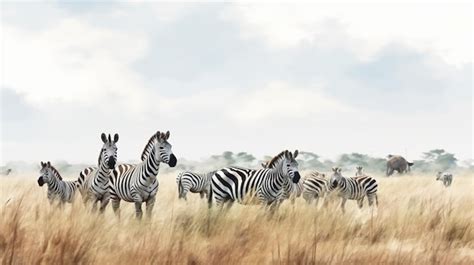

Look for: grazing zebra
[436,172,453,187]
[355,166,365,177]
[328,167,378,213]
[109,131,177,219]
[37,161,79,204]
[77,133,119,213]
[209,150,300,209]
[302,171,328,206]
[261,161,303,203]
[176,170,216,200]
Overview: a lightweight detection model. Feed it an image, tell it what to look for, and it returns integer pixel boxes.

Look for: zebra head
[329,167,343,190]
[37,161,54,186]
[356,166,363,175]
[154,131,177,167]
[100,133,119,169]
[282,150,301,184]
[436,171,443,180]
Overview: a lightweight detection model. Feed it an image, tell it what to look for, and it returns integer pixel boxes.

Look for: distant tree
[296,151,325,170]
[422,149,457,171]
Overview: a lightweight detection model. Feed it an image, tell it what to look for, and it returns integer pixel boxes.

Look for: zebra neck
[141,147,161,183]
[266,168,287,190]
[47,177,60,192]
[95,159,111,184]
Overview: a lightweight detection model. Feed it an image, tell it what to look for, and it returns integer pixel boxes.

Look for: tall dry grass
[0,172,473,264]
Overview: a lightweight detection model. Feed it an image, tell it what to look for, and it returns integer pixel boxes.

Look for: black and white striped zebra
[209,150,300,209]
[436,172,453,187]
[77,133,119,213]
[109,131,177,219]
[355,166,365,177]
[302,171,328,206]
[328,167,378,213]
[37,161,79,204]
[176,170,216,200]
[261,161,303,203]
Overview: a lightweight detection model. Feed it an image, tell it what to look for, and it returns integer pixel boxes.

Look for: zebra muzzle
[292,172,301,183]
[168,154,177,167]
[37,177,45,186]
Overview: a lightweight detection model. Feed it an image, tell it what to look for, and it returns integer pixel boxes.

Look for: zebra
[328,167,378,213]
[436,172,453,187]
[77,133,119,213]
[261,161,303,204]
[37,161,79,204]
[355,166,365,177]
[176,170,216,200]
[209,150,300,209]
[109,131,177,219]
[302,171,328,206]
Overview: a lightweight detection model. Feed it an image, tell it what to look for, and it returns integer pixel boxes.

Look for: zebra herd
[36,131,454,219]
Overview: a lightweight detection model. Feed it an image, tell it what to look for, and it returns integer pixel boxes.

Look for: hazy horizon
[1,2,472,165]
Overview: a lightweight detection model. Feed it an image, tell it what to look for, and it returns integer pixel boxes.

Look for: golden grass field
[0,171,473,264]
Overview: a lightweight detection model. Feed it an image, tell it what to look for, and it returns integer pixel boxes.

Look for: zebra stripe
[209,150,300,208]
[176,171,216,200]
[302,171,328,205]
[37,161,79,204]
[77,133,118,213]
[436,172,453,187]
[328,167,378,212]
[261,161,303,203]
[109,131,177,219]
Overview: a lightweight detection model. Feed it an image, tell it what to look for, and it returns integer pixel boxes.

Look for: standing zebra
[176,170,216,200]
[77,133,119,213]
[109,131,177,219]
[209,150,300,209]
[436,172,453,187]
[37,161,79,204]
[355,166,365,177]
[328,167,378,213]
[302,171,328,206]
[261,161,303,204]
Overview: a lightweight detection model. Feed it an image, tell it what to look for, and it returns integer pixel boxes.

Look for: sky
[0,1,472,165]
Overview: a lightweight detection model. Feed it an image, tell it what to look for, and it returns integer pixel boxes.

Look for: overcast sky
[1,1,472,164]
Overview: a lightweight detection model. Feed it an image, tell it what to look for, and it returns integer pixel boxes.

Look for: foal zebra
[261,161,303,203]
[37,161,79,204]
[176,170,216,200]
[328,167,378,213]
[77,133,119,213]
[436,172,453,187]
[209,150,300,209]
[302,171,328,206]
[109,131,177,219]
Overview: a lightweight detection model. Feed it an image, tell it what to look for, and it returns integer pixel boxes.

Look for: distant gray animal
[436,172,453,187]
[386,155,414,176]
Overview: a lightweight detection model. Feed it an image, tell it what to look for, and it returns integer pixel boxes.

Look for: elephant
[386,155,414,176]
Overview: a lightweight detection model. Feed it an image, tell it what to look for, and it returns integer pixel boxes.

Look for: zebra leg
[200,192,205,199]
[303,192,313,204]
[91,199,99,213]
[145,197,156,219]
[357,198,364,209]
[340,198,347,213]
[134,202,143,220]
[111,199,121,217]
[99,198,110,214]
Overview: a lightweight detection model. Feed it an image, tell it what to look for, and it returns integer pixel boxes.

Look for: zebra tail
[375,194,379,207]
[177,174,183,199]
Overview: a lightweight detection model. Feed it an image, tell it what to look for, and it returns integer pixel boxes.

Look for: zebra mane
[48,165,63,181]
[98,149,103,166]
[141,133,158,161]
[266,151,287,168]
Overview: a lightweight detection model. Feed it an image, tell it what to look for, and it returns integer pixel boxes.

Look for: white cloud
[230,81,352,122]
[224,3,472,66]
[1,18,150,113]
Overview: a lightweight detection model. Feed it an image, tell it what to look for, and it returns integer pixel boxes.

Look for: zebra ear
[337,168,342,173]
[294,150,299,158]
[261,162,267,168]
[40,161,45,167]
[165,131,170,140]
[101,133,107,143]
[113,134,119,143]
[47,161,51,167]
[332,167,337,172]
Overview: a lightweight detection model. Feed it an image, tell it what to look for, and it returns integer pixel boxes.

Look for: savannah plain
[0,171,473,265]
